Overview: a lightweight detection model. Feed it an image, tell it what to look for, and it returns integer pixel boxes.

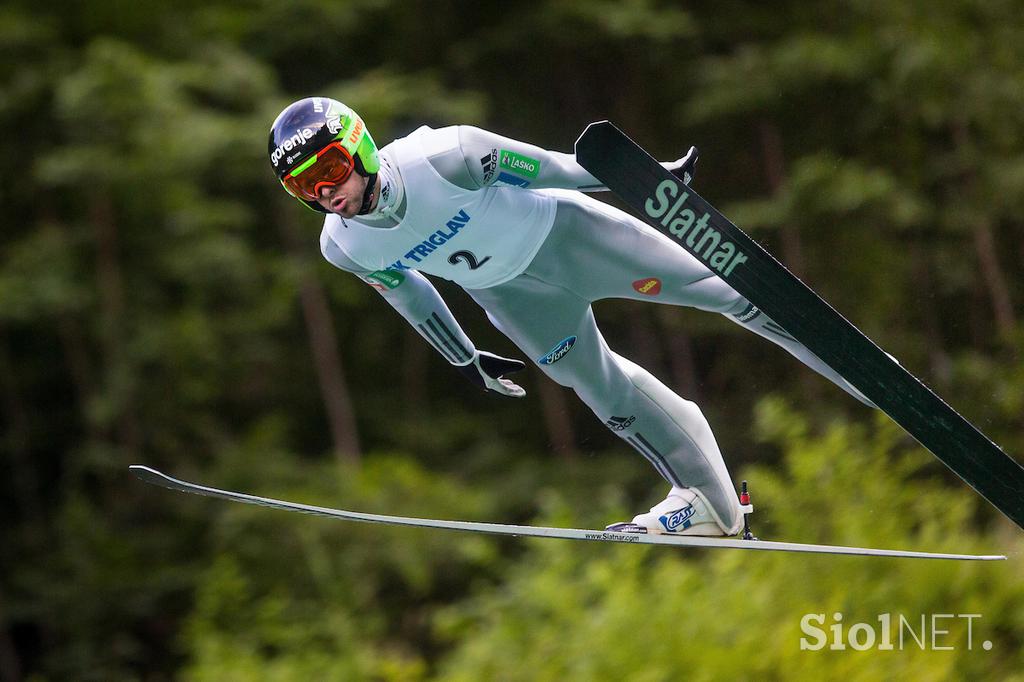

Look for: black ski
[575,121,1024,531]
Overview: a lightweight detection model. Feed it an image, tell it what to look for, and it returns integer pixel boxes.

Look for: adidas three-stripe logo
[762,319,796,342]
[605,415,636,431]
[418,312,471,363]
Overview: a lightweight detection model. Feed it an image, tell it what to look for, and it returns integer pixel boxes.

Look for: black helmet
[268,97,380,214]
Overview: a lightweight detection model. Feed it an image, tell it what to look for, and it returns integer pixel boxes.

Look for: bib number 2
[448,250,491,270]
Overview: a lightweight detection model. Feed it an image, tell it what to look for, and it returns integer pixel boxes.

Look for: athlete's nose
[319,183,336,200]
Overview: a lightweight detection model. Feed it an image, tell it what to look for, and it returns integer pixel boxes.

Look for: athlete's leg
[533,193,875,407]
[467,271,743,534]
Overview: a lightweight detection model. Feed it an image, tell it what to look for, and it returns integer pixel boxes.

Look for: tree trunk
[91,192,140,455]
[971,219,1017,343]
[0,331,42,529]
[0,588,21,682]
[36,208,97,430]
[535,375,578,461]
[655,307,700,401]
[55,314,95,429]
[276,204,361,462]
[758,120,821,402]
[626,308,662,376]
[297,275,362,462]
[952,122,1017,353]
[402,329,430,418]
[911,243,953,387]
[758,119,805,276]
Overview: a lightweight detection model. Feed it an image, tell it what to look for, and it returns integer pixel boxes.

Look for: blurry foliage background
[2,0,1023,679]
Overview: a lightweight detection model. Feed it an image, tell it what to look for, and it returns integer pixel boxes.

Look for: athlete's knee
[612,353,701,413]
[615,354,656,398]
[615,352,678,397]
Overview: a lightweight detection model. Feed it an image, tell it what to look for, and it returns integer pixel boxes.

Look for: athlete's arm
[451,125,605,191]
[425,125,696,192]
[320,231,526,397]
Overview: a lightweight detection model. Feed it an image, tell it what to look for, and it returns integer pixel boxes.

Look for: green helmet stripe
[357,127,380,174]
[290,153,319,176]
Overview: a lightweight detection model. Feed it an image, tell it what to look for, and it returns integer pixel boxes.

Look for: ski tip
[574,120,616,149]
[129,464,172,486]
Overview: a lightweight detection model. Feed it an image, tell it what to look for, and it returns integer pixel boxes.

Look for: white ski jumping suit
[319,125,871,533]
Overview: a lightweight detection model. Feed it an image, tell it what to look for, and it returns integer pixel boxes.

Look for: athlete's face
[316,171,371,218]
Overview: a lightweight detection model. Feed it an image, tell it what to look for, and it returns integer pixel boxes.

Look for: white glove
[455,350,527,398]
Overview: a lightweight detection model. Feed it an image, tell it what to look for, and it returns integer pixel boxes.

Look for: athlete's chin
[319,200,355,218]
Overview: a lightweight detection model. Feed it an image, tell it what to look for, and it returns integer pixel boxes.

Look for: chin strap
[352,153,378,216]
[357,172,378,215]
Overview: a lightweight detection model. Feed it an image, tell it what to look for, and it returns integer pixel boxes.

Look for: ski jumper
[320,125,871,533]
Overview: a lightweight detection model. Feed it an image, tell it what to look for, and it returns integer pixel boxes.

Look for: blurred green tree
[0,0,1021,678]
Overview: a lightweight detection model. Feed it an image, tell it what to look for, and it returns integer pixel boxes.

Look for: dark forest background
[2,1,1023,679]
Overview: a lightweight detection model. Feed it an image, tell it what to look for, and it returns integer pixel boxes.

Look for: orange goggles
[281,141,356,201]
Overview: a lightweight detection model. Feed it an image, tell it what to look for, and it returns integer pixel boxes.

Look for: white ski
[130,465,1005,561]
